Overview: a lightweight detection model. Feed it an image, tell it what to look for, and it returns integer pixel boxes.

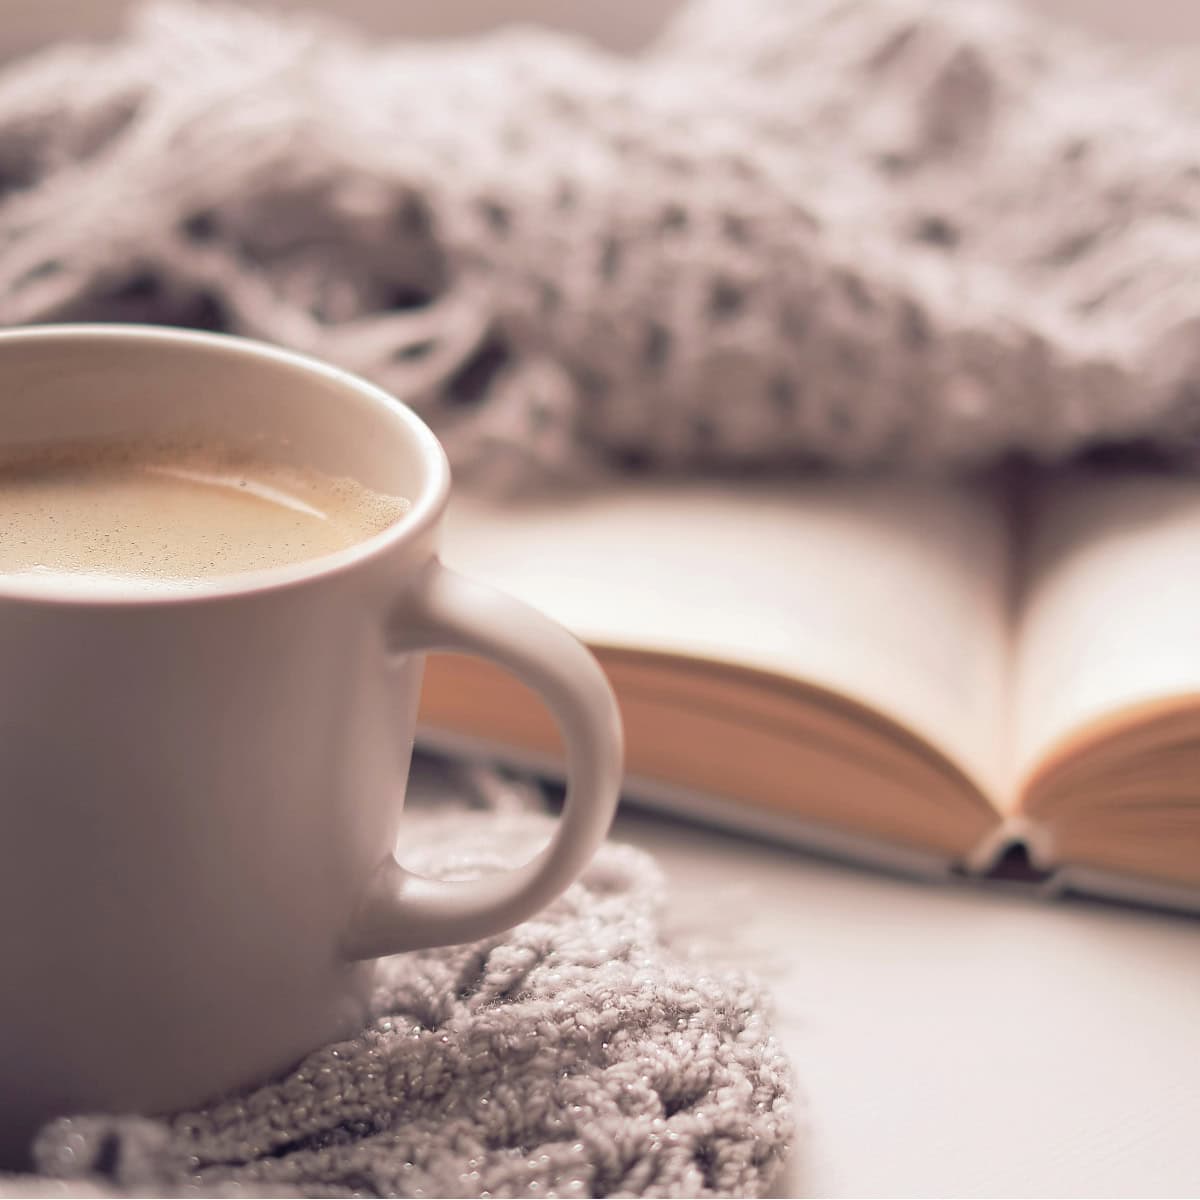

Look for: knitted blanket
[1,799,793,1198]
[2,0,1199,482]
[0,2,1191,1193]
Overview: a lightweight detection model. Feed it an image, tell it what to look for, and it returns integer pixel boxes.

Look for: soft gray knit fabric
[1,808,792,1198]
[2,0,1200,481]
[0,3,1188,1192]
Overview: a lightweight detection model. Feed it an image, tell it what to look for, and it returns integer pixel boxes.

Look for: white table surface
[609,805,1200,1199]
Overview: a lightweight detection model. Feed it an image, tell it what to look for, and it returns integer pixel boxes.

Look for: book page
[441,477,1012,799]
[1012,470,1200,793]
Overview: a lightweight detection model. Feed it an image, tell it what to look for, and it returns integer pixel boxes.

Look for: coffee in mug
[0,325,623,1166]
[0,442,410,589]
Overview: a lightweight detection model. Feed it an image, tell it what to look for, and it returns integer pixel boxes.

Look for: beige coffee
[0,443,410,590]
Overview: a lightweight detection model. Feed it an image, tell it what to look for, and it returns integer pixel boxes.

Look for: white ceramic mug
[0,324,623,1165]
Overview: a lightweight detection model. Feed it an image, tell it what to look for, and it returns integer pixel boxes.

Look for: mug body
[0,326,449,1162]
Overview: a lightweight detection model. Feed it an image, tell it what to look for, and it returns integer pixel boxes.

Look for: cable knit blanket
[2,0,1199,481]
[1,799,793,1198]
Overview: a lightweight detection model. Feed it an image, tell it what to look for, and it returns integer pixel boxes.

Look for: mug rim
[0,323,452,607]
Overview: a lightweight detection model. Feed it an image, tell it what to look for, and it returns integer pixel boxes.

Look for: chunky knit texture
[0,3,1190,1193]
[2,0,1200,482]
[1,808,793,1198]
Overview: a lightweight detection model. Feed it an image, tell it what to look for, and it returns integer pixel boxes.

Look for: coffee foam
[0,564,199,597]
[0,440,411,590]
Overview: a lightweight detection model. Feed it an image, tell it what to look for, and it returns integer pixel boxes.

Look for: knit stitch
[0,810,793,1198]
[2,0,1200,481]
[0,2,1189,1191]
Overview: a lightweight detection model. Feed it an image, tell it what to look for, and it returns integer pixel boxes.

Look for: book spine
[964,816,1057,876]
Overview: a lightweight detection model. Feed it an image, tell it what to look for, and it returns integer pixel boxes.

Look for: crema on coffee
[0,442,410,590]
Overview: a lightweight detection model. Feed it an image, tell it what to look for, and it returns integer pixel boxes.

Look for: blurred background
[4,0,1200,57]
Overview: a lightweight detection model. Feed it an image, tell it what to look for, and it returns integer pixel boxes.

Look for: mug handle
[340,560,624,960]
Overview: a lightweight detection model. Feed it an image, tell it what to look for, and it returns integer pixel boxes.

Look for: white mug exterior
[0,325,623,1165]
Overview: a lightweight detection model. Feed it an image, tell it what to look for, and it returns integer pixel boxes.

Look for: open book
[416,468,1200,913]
